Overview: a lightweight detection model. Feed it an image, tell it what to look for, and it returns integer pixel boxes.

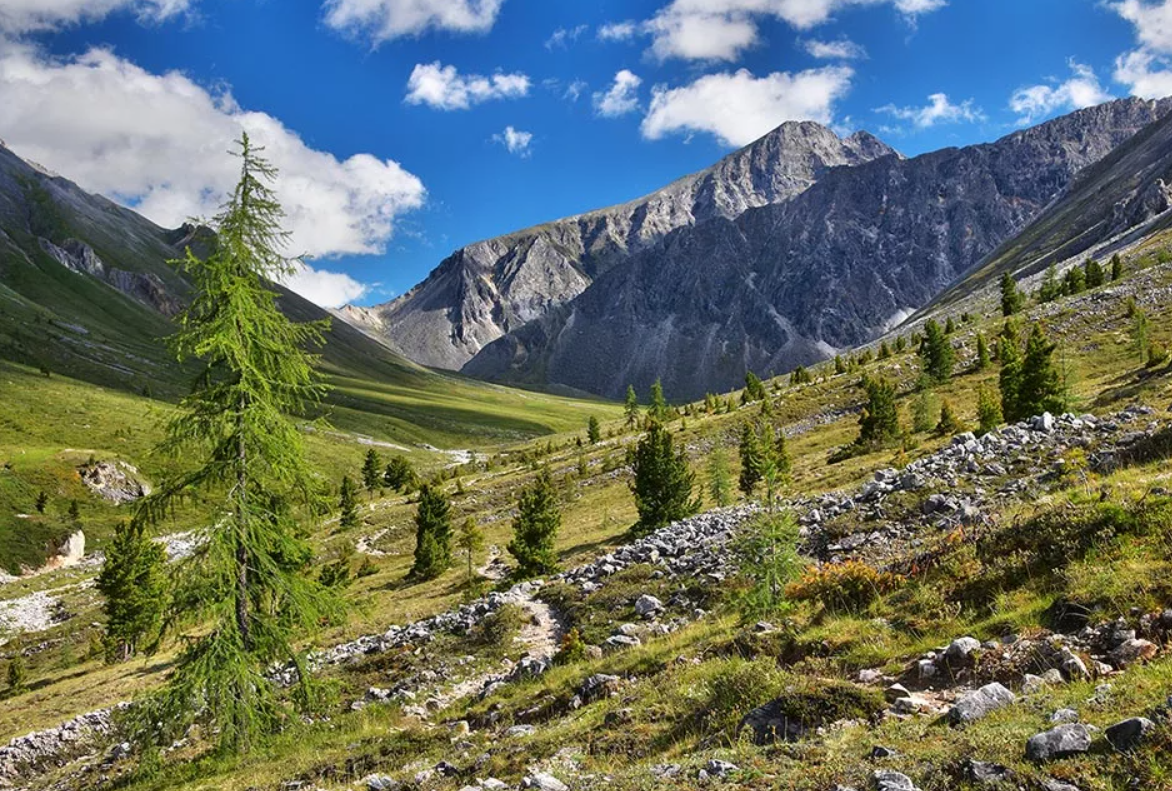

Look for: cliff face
[353,124,898,370]
[463,98,1172,401]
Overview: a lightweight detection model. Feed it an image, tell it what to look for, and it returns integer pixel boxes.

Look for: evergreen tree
[834,355,847,374]
[648,379,671,424]
[67,500,81,524]
[624,385,641,427]
[1085,258,1105,288]
[1132,307,1151,365]
[411,484,452,580]
[1111,253,1124,281]
[130,135,340,754]
[878,341,891,360]
[919,319,955,383]
[935,399,964,437]
[856,378,902,449]
[361,448,382,494]
[1018,324,1065,418]
[732,511,801,619]
[744,371,766,402]
[6,656,25,696]
[34,491,47,514]
[895,336,907,353]
[97,520,168,663]
[791,365,812,385]
[457,517,485,596]
[975,332,991,371]
[629,422,698,536]
[944,316,956,335]
[338,476,359,530]
[1038,263,1062,303]
[508,470,561,577]
[976,385,1003,437]
[1063,266,1086,295]
[383,456,416,492]
[912,390,938,434]
[998,322,1024,422]
[706,446,733,507]
[738,422,764,496]
[1000,272,1024,317]
[587,416,602,445]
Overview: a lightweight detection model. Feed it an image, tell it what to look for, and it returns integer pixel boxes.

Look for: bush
[473,603,529,649]
[553,627,587,665]
[785,561,903,613]
[1147,342,1169,368]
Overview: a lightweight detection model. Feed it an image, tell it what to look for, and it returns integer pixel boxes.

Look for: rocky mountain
[349,123,897,370]
[463,97,1172,401]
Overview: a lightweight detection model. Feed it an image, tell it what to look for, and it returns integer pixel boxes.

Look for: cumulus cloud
[545,24,587,49]
[641,0,946,62]
[641,65,854,147]
[280,262,371,308]
[803,37,867,59]
[0,0,191,33]
[1009,60,1112,125]
[492,125,533,156]
[1109,0,1172,97]
[0,42,426,308]
[876,92,984,128]
[593,69,643,117]
[322,0,505,46]
[598,20,639,41]
[404,61,529,110]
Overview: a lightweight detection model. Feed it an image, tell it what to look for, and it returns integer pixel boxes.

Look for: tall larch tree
[508,469,561,577]
[412,483,453,580]
[624,385,640,427]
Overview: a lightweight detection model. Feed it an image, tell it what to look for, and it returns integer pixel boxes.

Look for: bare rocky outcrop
[78,461,149,505]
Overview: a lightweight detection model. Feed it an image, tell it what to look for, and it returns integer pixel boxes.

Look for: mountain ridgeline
[354,97,1172,401]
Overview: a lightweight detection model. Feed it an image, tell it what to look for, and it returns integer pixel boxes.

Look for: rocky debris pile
[78,461,149,505]
[0,590,73,644]
[0,705,126,784]
[799,406,1160,563]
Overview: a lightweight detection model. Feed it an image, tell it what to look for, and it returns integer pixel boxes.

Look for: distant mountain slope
[463,98,1172,401]
[350,123,897,370]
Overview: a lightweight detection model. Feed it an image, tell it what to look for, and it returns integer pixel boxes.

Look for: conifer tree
[34,491,47,514]
[878,341,891,360]
[508,470,561,577]
[361,448,382,495]
[919,319,955,383]
[834,355,847,374]
[1018,324,1065,418]
[338,475,359,530]
[587,416,602,444]
[1000,272,1024,317]
[624,385,640,427]
[935,399,963,437]
[630,421,698,536]
[998,321,1024,422]
[648,379,671,424]
[744,371,766,402]
[1063,266,1086,295]
[707,446,733,507]
[96,520,168,663]
[895,336,907,353]
[130,135,340,754]
[1085,258,1105,288]
[791,365,812,385]
[912,390,937,434]
[457,517,485,596]
[976,386,1003,436]
[944,316,956,335]
[856,378,902,449]
[383,456,416,492]
[1111,253,1124,281]
[6,656,25,696]
[975,332,991,371]
[1038,264,1062,303]
[738,422,764,496]
[67,499,81,524]
[411,484,452,580]
[1132,307,1151,365]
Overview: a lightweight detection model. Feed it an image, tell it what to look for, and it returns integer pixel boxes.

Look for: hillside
[346,123,897,370]
[462,98,1172,401]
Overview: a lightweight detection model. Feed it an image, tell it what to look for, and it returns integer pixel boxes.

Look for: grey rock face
[1026,724,1093,762]
[361,123,898,371]
[465,98,1172,400]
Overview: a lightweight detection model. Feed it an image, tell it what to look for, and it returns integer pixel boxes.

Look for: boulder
[1108,639,1158,669]
[872,770,920,790]
[522,773,568,791]
[948,683,1016,726]
[1026,724,1092,762]
[634,594,664,617]
[1105,717,1155,751]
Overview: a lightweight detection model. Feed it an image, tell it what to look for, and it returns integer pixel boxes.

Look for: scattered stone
[522,773,568,791]
[703,759,739,778]
[872,769,920,791]
[1026,724,1092,762]
[966,760,1013,784]
[1108,639,1158,669]
[1105,717,1155,751]
[948,683,1016,726]
[634,594,664,617]
[1049,708,1079,724]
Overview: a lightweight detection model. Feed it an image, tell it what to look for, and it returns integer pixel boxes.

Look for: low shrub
[785,561,903,613]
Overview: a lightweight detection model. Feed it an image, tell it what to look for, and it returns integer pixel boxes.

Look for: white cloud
[641,65,854,147]
[876,92,984,128]
[279,262,370,308]
[323,0,505,45]
[1009,60,1112,125]
[641,0,946,62]
[492,125,533,156]
[1109,1,1172,98]
[597,20,639,41]
[0,42,426,307]
[545,24,587,49]
[803,37,866,59]
[404,61,529,111]
[593,69,643,117]
[564,79,587,102]
[0,0,191,33]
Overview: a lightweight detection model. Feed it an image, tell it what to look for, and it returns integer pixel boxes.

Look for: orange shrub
[785,560,903,613]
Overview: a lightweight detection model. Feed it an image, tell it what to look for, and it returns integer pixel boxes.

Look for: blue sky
[2,0,1171,307]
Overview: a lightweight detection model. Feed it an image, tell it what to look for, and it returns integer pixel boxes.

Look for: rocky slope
[464,98,1172,401]
[352,124,897,370]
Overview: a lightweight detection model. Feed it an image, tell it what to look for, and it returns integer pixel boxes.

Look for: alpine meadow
[6,2,1172,791]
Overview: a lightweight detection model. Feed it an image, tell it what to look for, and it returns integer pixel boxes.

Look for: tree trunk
[236,398,252,651]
